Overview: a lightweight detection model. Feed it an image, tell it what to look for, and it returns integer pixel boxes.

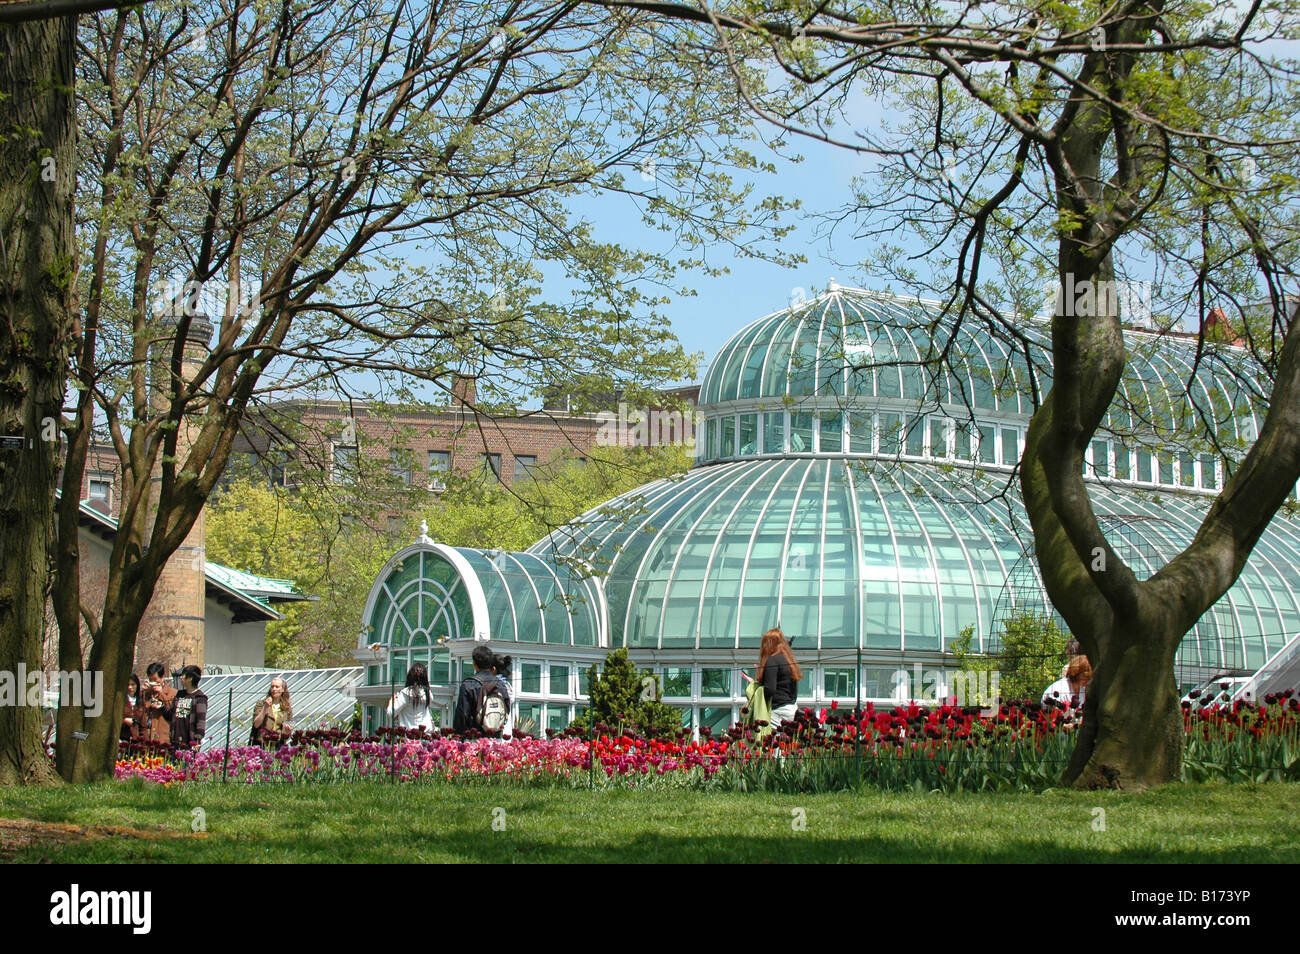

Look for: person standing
[121,674,147,743]
[746,628,802,728]
[169,665,208,751]
[142,662,177,746]
[252,676,293,744]
[387,663,434,733]
[492,653,515,737]
[453,645,509,736]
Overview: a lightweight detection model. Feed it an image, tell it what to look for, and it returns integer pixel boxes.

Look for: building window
[549,664,570,696]
[790,413,814,452]
[520,663,541,694]
[977,423,996,463]
[929,417,950,458]
[904,415,925,456]
[878,412,902,455]
[427,450,450,490]
[1000,427,1019,466]
[332,444,357,484]
[1090,439,1110,478]
[482,453,502,480]
[513,454,537,483]
[720,416,736,457]
[266,450,292,488]
[88,478,111,504]
[700,668,732,698]
[762,411,784,454]
[824,668,857,698]
[660,667,692,697]
[819,412,843,452]
[388,448,413,484]
[1200,453,1218,490]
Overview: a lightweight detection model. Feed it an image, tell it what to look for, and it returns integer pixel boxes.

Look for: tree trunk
[1064,621,1184,789]
[59,602,148,782]
[0,16,77,787]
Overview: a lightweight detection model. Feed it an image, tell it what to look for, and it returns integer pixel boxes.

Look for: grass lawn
[0,780,1294,863]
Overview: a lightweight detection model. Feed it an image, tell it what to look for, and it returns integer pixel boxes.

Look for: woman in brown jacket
[142,662,177,745]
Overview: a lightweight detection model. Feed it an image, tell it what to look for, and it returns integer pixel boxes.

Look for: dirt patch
[0,817,178,862]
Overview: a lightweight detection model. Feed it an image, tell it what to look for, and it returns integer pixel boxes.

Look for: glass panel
[849,411,872,453]
[929,418,949,458]
[546,706,569,732]
[720,416,736,457]
[578,667,591,696]
[1159,456,1174,485]
[549,665,570,696]
[878,412,902,455]
[1000,427,1019,466]
[863,666,903,698]
[520,663,541,694]
[738,413,758,455]
[1179,453,1195,487]
[978,423,996,463]
[905,415,925,456]
[763,412,784,454]
[954,422,972,460]
[1115,446,1132,480]
[1138,449,1154,483]
[700,668,732,698]
[823,668,856,698]
[1090,440,1109,477]
[513,455,537,482]
[428,450,450,475]
[819,412,843,452]
[661,667,692,697]
[790,413,814,452]
[516,703,543,733]
[1200,453,1217,489]
[700,706,733,735]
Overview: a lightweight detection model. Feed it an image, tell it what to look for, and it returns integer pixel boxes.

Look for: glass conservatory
[356,286,1300,734]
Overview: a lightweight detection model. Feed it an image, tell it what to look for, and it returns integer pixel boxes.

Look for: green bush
[571,648,684,739]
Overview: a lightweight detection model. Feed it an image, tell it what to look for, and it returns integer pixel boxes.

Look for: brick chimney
[451,373,477,408]
[136,300,212,671]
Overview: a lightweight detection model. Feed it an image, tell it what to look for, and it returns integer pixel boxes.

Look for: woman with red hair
[745,628,802,728]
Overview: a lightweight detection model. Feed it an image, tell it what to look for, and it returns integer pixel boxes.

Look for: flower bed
[114,694,1300,792]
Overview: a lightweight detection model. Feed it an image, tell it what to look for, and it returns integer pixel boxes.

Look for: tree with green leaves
[590,0,1300,787]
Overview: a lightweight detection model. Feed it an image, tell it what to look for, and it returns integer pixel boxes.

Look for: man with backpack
[453,644,511,736]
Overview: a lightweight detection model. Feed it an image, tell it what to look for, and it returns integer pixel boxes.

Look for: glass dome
[696,287,1263,468]
[532,456,1300,671]
[361,542,604,688]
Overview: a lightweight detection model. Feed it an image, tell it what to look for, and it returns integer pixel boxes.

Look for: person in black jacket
[752,628,802,727]
[169,665,208,751]
[453,644,506,735]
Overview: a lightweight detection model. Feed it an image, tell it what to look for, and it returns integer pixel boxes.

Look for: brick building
[236,378,700,495]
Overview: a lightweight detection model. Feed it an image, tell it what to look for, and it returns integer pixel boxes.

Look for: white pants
[770,703,797,726]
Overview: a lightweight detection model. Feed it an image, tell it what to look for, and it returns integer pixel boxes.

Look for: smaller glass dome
[361,541,606,688]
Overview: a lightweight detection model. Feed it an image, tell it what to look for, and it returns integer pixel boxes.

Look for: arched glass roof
[362,542,605,666]
[532,457,1300,671]
[697,287,1264,455]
